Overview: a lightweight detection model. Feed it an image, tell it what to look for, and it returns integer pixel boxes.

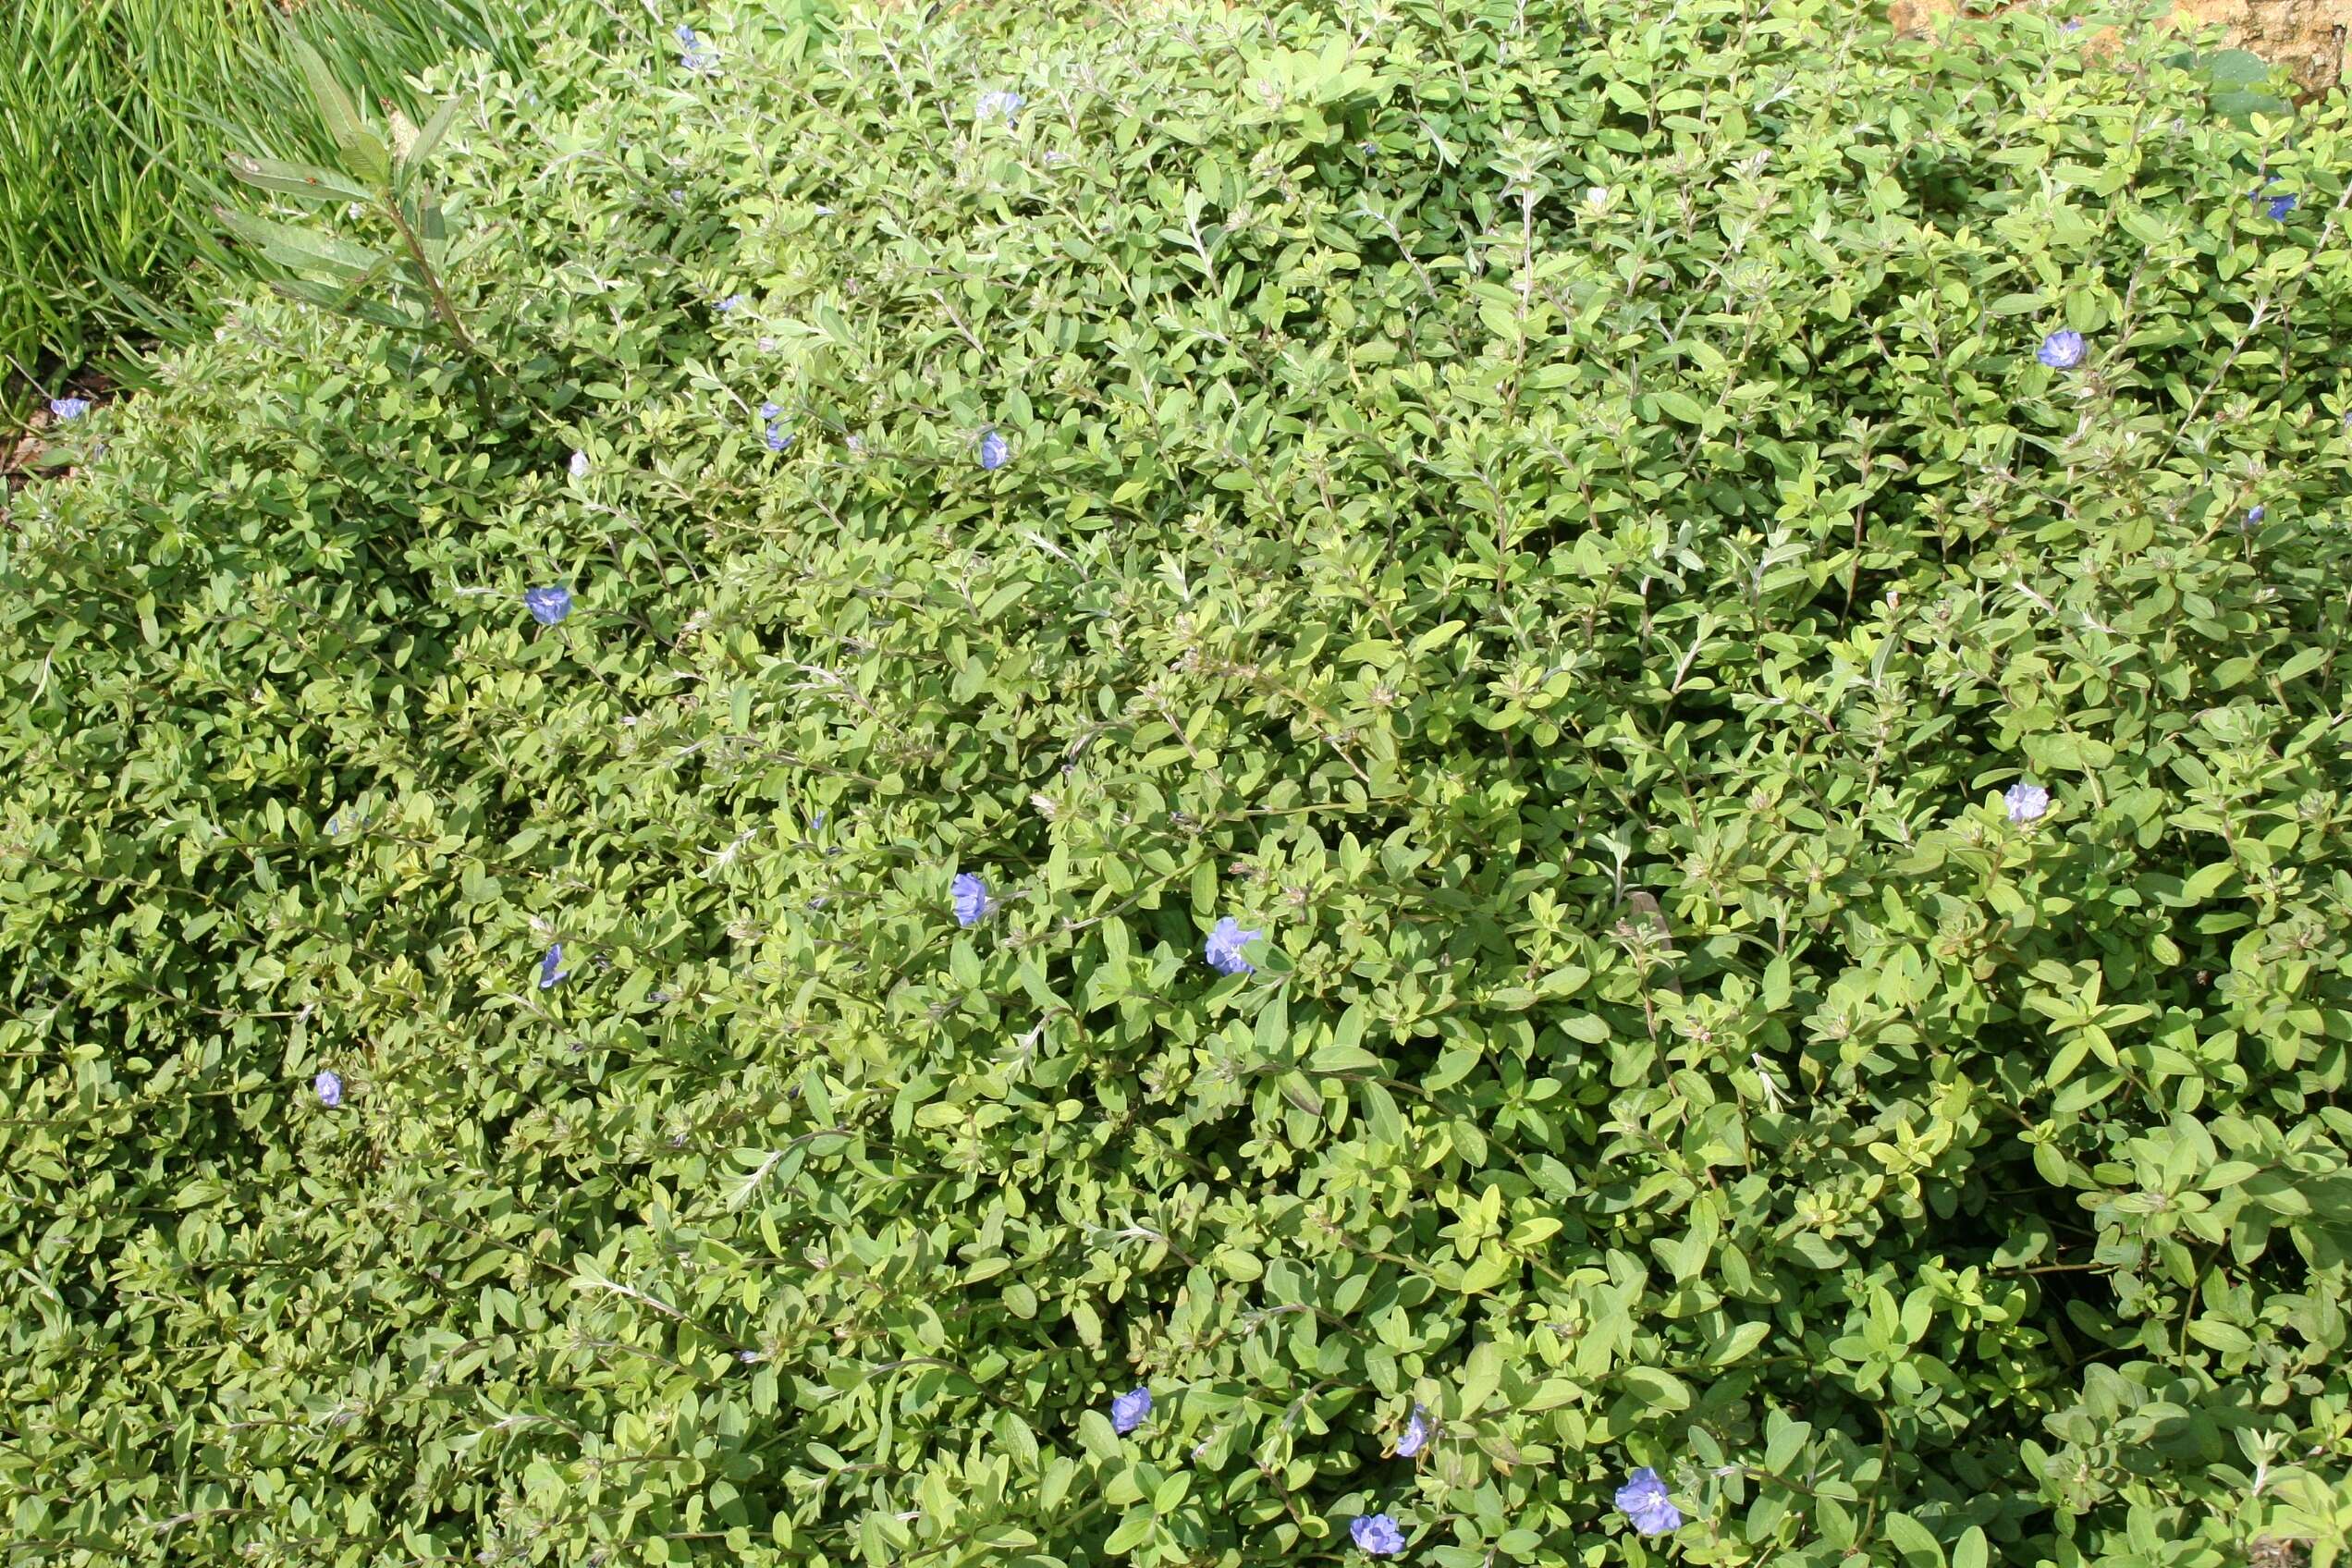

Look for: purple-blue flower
[524,585,572,626]
[314,1070,343,1108]
[49,397,91,422]
[1110,1386,1151,1434]
[765,422,794,453]
[539,943,570,990]
[1350,1514,1407,1556]
[951,872,996,927]
[2253,178,2297,221]
[1205,916,1261,976]
[1395,1404,1431,1457]
[2004,780,2051,824]
[1616,1468,1683,1536]
[977,429,1011,471]
[2246,504,2266,527]
[2037,330,2086,370]
[977,89,1025,127]
[716,293,745,313]
[569,449,591,479]
[675,23,697,44]
[759,401,781,421]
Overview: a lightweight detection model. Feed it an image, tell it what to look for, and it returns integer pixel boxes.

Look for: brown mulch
[1890,0,2347,95]
[2,371,111,497]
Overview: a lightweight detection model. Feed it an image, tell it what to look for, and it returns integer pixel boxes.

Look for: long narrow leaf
[269,277,432,335]
[400,94,463,184]
[285,33,369,165]
[216,207,394,288]
[226,154,375,208]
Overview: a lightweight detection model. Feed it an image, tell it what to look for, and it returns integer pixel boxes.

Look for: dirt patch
[1,378,107,496]
[1891,0,2350,92]
[2173,0,2349,91]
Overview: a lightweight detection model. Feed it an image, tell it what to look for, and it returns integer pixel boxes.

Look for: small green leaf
[2187,1319,2254,1354]
[1707,1320,1770,1366]
[1882,1513,1945,1567]
[1617,1367,1690,1411]
[1307,1042,1383,1074]
[1654,390,1707,424]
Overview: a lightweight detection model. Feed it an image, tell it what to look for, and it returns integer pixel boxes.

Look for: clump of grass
[0,0,620,425]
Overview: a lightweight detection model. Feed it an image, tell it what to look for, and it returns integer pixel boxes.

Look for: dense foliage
[4,1,2351,1564]
[0,0,627,417]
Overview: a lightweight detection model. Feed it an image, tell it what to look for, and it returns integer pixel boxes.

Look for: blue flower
[525,585,572,626]
[569,449,591,479]
[765,421,794,453]
[675,23,697,44]
[950,872,996,927]
[1110,1386,1151,1434]
[977,89,1025,126]
[539,943,570,989]
[977,429,1011,471]
[759,401,782,421]
[49,396,91,422]
[1395,1404,1431,1457]
[1205,916,1261,976]
[2251,176,2297,220]
[2004,780,2051,824]
[314,1070,343,1108]
[2037,330,2086,370]
[2246,504,2267,527]
[1615,1468,1683,1537]
[1350,1514,1407,1556]
[716,293,745,313]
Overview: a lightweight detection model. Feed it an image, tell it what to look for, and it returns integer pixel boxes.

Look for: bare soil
[1890,0,2348,92]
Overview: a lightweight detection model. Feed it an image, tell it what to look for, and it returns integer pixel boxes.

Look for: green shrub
[0,0,631,416]
[4,1,2351,1564]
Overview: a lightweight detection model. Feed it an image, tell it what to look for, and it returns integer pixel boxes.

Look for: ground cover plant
[0,0,630,422]
[3,0,2351,1563]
